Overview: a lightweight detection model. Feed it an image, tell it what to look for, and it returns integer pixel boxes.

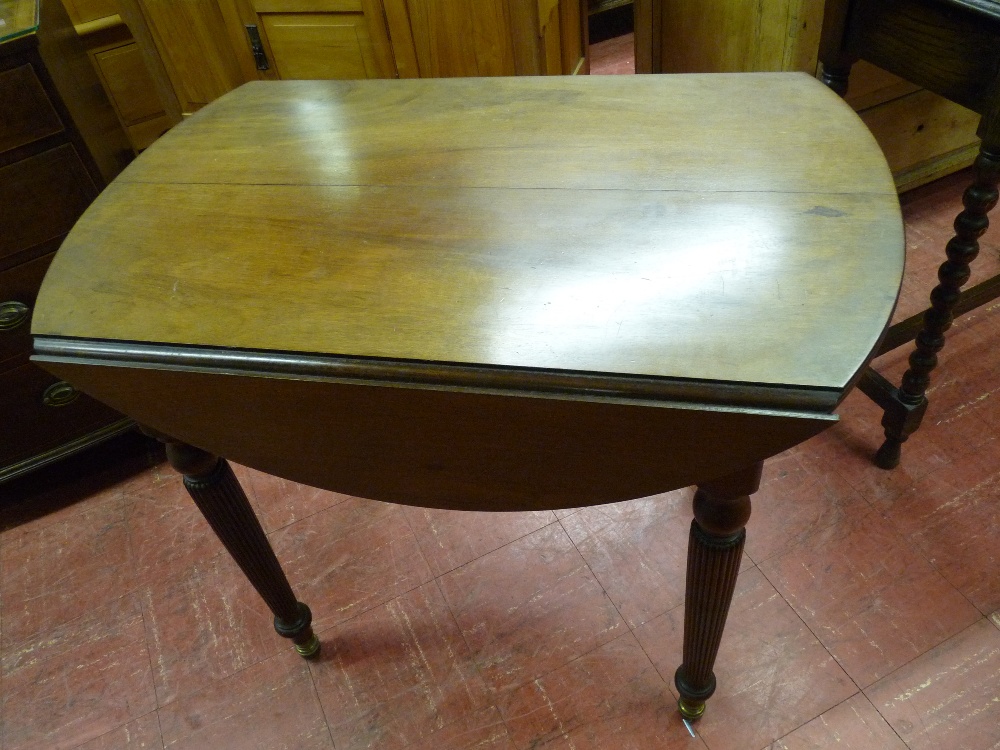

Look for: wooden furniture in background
[109,0,588,118]
[114,0,243,116]
[32,73,903,718]
[636,0,981,191]
[221,0,587,79]
[59,0,176,150]
[0,0,131,484]
[819,0,1000,467]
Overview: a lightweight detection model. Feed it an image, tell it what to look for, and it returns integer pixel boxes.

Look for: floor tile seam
[134,565,289,708]
[749,691,863,750]
[432,557,646,727]
[308,572,438,645]
[152,705,167,750]
[233,466,352,536]
[257,495,353,537]
[135,589,171,726]
[0,585,147,662]
[753,504,882,576]
[398,502,442,581]
[755,562,865,694]
[61,709,164,750]
[631,600,683,694]
[743,488,878,566]
[299,652,340,750]
[859,615,991,709]
[875,506,988,616]
[849,612,994,693]
[555,515,632,632]
[824,460,900,511]
[424,575,516,748]
[409,513,564,579]
[490,627,667,746]
[124,498,246,597]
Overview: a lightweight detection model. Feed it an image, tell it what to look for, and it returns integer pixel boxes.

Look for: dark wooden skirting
[0,418,135,484]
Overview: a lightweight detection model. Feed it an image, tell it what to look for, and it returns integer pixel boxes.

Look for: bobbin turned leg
[145,429,320,658]
[873,144,1000,469]
[675,462,761,720]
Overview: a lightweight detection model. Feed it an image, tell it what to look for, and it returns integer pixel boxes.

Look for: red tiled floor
[744,451,871,565]
[139,551,285,705]
[496,631,707,749]
[268,496,434,635]
[310,581,491,750]
[156,650,332,750]
[3,44,1000,750]
[559,491,693,628]
[403,506,556,578]
[0,491,134,648]
[124,476,225,591]
[437,523,626,694]
[635,569,857,750]
[69,713,163,750]
[399,706,516,750]
[880,445,1000,614]
[865,619,1000,750]
[0,593,156,750]
[760,509,980,687]
[235,463,352,533]
[771,693,907,750]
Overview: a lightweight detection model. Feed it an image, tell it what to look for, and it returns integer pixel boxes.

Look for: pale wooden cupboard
[101,0,587,121]
[60,0,176,151]
[636,0,980,191]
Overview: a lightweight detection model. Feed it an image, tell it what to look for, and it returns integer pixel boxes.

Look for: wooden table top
[34,73,902,405]
[31,74,904,508]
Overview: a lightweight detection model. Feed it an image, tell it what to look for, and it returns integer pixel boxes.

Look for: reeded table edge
[33,336,843,413]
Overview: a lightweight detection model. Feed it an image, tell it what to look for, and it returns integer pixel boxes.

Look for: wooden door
[382,0,585,78]
[223,0,397,80]
[116,0,248,114]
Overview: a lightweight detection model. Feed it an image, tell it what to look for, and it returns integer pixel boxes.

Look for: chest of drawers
[0,0,133,483]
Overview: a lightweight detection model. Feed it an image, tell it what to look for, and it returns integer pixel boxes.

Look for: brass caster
[295,634,321,659]
[678,697,706,721]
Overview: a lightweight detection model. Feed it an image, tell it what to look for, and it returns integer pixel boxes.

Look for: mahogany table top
[31,73,904,509]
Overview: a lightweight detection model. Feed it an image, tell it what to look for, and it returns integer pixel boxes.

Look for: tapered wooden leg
[149,432,320,658]
[675,462,761,720]
[874,144,1000,469]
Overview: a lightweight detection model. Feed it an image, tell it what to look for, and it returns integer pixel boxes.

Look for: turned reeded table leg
[148,431,321,658]
[675,462,762,720]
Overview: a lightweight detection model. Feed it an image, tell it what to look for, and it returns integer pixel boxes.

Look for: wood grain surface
[34,73,903,392]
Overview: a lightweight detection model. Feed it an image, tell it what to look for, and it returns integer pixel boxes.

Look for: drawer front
[0,144,98,264]
[0,362,122,469]
[0,64,65,155]
[0,252,55,367]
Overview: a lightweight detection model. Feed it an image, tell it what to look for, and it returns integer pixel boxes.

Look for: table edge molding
[32,337,842,413]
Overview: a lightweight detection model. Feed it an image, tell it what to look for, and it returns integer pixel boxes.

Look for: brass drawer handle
[0,301,29,331]
[42,381,80,407]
